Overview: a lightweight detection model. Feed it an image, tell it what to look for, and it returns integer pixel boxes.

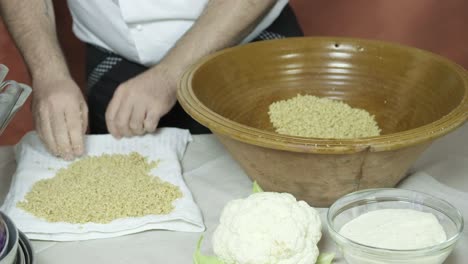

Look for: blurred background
[1,0,467,145]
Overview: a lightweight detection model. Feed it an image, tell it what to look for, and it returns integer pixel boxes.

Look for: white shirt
[67,0,288,66]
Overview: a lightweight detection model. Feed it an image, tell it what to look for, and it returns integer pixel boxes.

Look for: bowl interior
[189,38,466,137]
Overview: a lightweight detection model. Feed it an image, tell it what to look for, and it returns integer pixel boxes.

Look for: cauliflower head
[212,192,322,264]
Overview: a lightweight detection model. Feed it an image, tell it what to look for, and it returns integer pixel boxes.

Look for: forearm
[0,0,70,81]
[154,0,277,80]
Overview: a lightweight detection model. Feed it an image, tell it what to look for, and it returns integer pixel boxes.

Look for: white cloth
[67,0,289,66]
[0,128,204,241]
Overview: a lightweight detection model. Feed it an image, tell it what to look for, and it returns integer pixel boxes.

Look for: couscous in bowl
[177,37,468,206]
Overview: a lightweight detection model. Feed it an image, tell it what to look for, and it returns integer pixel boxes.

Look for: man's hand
[32,78,88,160]
[1,0,86,159]
[105,67,177,138]
[104,0,277,138]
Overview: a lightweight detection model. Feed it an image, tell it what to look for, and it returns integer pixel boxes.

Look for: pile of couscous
[17,152,182,224]
[268,94,381,138]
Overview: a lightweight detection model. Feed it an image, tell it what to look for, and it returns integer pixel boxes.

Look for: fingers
[80,102,89,134]
[49,99,87,160]
[65,104,85,157]
[144,110,160,133]
[50,105,74,160]
[114,101,133,137]
[35,102,86,160]
[31,78,88,160]
[106,78,173,138]
[106,93,133,138]
[35,107,58,156]
[105,91,122,138]
[129,103,146,136]
[34,111,45,143]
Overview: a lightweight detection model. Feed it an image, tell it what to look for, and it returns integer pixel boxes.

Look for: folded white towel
[1,128,205,241]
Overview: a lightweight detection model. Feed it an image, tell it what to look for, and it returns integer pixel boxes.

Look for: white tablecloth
[0,123,467,264]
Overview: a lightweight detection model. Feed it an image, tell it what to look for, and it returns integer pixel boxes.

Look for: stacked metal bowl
[0,64,34,264]
[0,213,34,264]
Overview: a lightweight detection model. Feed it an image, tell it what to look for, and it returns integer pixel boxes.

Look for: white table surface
[1,123,467,264]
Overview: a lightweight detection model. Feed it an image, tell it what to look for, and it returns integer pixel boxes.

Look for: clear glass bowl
[327,188,464,264]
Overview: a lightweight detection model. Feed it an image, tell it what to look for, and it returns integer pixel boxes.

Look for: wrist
[30,59,71,84]
[156,60,184,80]
[148,62,183,93]
[31,74,79,94]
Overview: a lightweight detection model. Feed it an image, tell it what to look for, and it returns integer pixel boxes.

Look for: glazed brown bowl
[177,37,468,206]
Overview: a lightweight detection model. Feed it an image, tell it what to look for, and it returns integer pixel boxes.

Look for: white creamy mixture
[339,209,447,250]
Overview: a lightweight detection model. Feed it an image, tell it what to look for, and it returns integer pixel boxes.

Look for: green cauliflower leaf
[252,181,264,193]
[316,252,335,264]
[194,236,224,264]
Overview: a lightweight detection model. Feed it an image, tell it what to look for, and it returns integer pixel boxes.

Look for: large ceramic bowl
[178,37,468,206]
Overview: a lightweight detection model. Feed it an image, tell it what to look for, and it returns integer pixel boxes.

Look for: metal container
[0,213,19,264]
[18,232,33,264]
[0,215,8,259]
[0,64,32,135]
[0,64,34,264]
[0,213,34,264]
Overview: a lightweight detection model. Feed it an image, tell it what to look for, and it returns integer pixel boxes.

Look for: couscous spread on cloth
[17,152,182,224]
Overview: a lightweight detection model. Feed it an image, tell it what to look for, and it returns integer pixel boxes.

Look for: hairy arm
[158,0,277,79]
[0,0,88,160]
[0,0,70,80]
[107,0,277,137]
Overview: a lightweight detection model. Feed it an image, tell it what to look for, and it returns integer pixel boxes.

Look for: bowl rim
[325,188,465,256]
[178,36,468,154]
[18,231,34,264]
[0,211,19,263]
[0,215,9,259]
